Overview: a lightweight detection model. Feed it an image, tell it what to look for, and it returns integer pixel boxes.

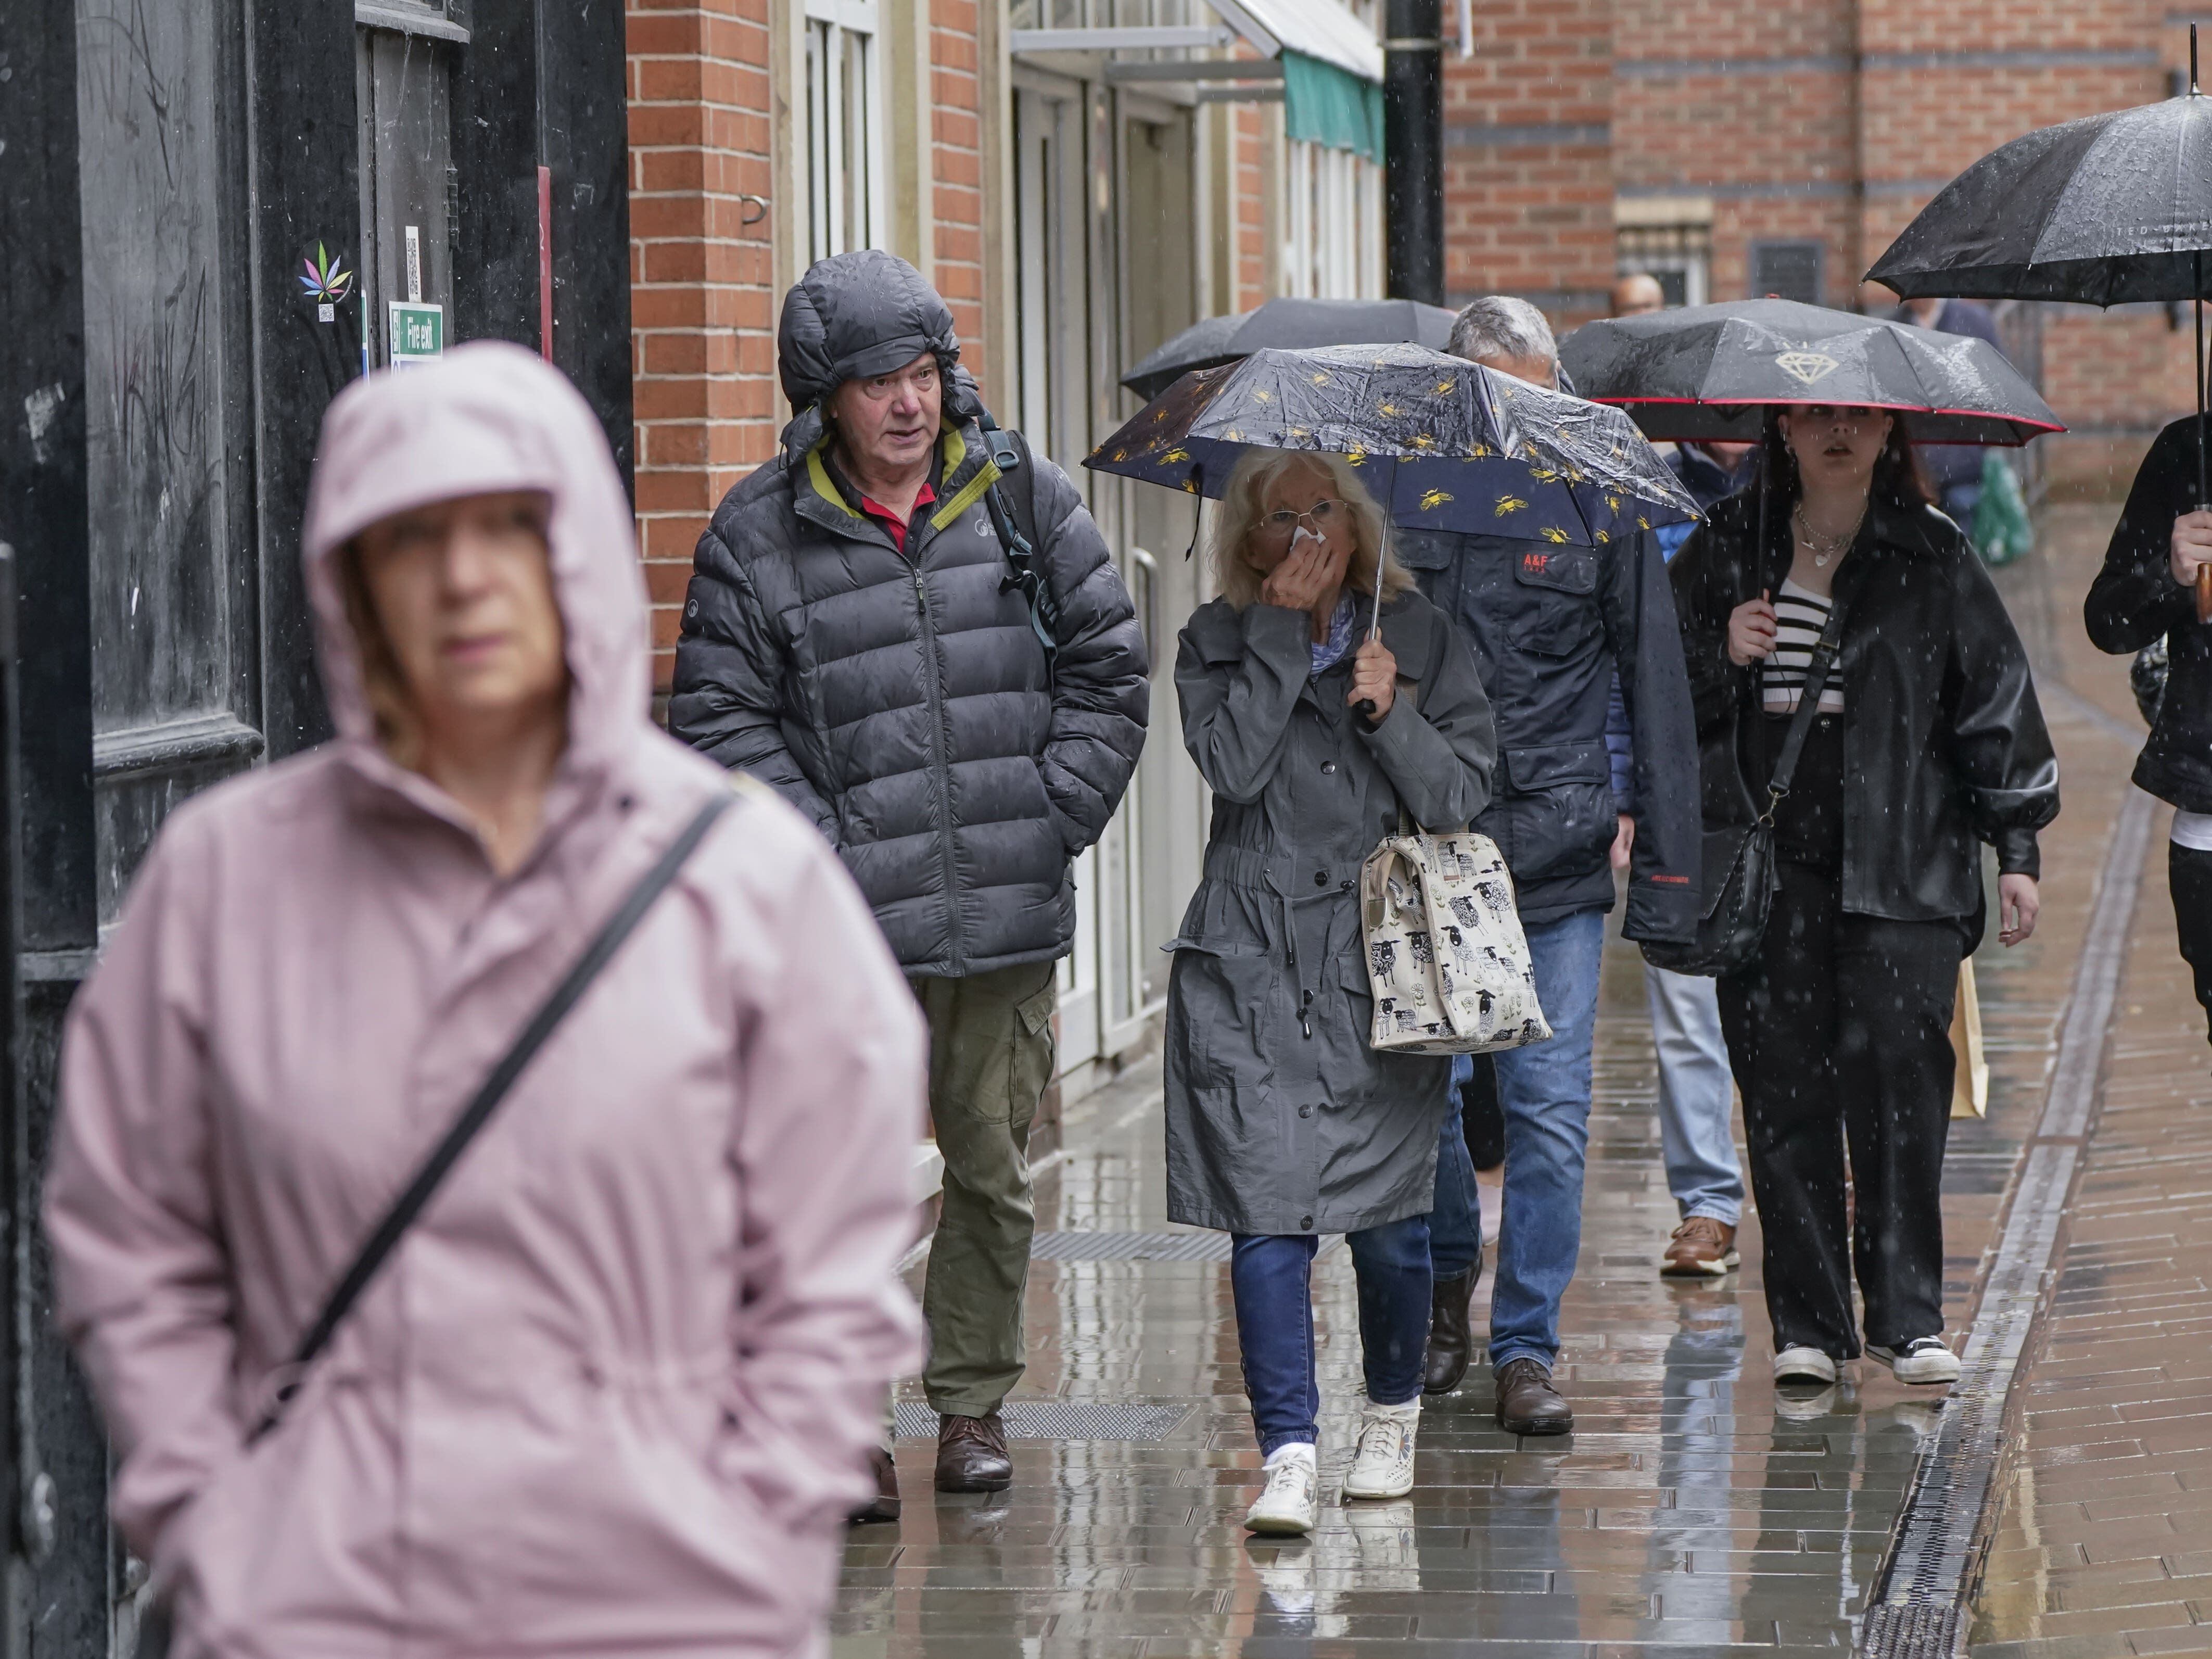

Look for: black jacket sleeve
[1603,530,1701,943]
[2086,416,2199,655]
[1029,458,1151,852]
[1944,544,2060,878]
[668,514,840,843]
[1668,507,1757,740]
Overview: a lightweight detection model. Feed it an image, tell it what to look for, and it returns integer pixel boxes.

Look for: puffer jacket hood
[777,249,961,413]
[302,340,652,787]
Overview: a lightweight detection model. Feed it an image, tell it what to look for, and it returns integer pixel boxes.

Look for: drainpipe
[1384,0,1444,306]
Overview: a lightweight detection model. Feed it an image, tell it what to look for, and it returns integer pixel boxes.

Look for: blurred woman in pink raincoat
[44,341,924,1658]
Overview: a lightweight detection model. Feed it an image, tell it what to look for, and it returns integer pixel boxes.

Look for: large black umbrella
[1121,298,1459,401]
[1868,31,2212,519]
[1559,298,2063,446]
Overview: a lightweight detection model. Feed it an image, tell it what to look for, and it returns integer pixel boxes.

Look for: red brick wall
[626,0,779,689]
[1446,0,1614,323]
[1449,0,2198,473]
[932,0,990,399]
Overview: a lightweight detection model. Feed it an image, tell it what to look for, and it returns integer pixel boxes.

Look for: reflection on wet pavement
[835,918,1973,1656]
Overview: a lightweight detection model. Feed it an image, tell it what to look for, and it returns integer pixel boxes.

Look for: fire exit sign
[387,301,445,369]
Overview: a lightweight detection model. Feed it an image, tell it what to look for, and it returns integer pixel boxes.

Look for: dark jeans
[2171,842,2212,1047]
[1230,1215,1431,1458]
[1715,860,1964,1359]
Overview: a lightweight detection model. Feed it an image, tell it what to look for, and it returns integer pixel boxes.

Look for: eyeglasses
[1255,498,1350,542]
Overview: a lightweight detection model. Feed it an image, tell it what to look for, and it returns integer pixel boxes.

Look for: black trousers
[1715,860,1965,1359]
[2170,842,2212,1048]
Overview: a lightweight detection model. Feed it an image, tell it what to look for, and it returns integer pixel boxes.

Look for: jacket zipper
[911,558,965,973]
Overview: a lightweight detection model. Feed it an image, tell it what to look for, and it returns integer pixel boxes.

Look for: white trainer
[1867,1338,1961,1386]
[1341,1399,1420,1501]
[1773,1346,1839,1385]
[1244,1442,1319,1536]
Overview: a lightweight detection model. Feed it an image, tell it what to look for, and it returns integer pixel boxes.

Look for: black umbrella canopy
[1559,298,2064,445]
[1867,90,2212,305]
[1087,343,1699,546]
[1120,297,1459,400]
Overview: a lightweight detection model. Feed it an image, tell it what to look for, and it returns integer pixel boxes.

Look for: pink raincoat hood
[302,340,652,774]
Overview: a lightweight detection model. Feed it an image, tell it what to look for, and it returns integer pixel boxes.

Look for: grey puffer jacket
[1164,589,1495,1238]
[670,412,1150,976]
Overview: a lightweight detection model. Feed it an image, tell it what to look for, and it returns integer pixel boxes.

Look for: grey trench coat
[1164,589,1497,1237]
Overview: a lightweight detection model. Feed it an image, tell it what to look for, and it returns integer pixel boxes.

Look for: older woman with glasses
[1164,450,1494,1537]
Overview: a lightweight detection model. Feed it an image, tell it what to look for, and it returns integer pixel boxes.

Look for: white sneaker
[1341,1399,1419,1501]
[1774,1346,1839,1385]
[1867,1338,1962,1386]
[1244,1442,1319,1535]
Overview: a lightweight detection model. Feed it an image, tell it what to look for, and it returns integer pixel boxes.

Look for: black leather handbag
[1642,594,1849,979]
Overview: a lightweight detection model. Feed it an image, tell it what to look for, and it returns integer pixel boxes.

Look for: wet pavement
[1967,503,2212,1657]
[832,501,2195,1657]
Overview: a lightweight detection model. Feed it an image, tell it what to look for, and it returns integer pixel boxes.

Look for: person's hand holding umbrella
[2174,510,2212,602]
[1348,637,1398,721]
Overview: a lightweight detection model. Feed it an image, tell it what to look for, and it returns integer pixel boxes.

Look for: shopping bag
[1949,957,1988,1119]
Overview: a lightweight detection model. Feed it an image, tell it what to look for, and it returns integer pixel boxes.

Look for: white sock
[1264,1440,1317,1468]
[1365,1397,1420,1421]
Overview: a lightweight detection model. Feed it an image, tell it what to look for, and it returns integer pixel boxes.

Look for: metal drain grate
[1030,1230,1232,1262]
[1861,787,2154,1658]
[893,1400,1192,1441]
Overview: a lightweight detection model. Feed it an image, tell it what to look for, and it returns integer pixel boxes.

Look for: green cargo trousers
[913,960,1058,1419]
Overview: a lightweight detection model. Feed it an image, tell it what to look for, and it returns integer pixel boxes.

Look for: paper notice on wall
[404,225,423,305]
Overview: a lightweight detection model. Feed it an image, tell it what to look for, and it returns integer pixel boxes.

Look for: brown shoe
[1494,1358,1573,1435]
[848,1445,901,1524]
[1660,1217,1740,1277]
[1422,1267,1479,1395]
[935,1412,1013,1492]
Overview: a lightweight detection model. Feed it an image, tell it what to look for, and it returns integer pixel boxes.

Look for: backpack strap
[975,416,1059,688]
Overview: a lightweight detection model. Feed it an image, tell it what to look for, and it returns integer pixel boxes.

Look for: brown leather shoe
[935,1412,1013,1492]
[1494,1358,1573,1435]
[1660,1217,1740,1277]
[848,1445,901,1524]
[1422,1268,1479,1395]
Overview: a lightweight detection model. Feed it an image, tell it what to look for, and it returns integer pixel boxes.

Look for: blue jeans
[1645,964,1745,1224]
[1230,1215,1432,1458]
[1431,1074,1483,1281]
[1482,908,1606,1374]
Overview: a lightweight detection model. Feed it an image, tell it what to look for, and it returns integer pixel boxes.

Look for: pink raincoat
[44,343,925,1657]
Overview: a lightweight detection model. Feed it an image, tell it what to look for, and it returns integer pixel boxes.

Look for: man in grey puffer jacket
[672,252,1149,1503]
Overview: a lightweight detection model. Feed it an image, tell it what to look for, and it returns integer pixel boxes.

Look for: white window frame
[803,0,889,263]
[1281,137,1384,300]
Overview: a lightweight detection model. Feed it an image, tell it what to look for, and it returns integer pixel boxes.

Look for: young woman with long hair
[1669,406,2058,1390]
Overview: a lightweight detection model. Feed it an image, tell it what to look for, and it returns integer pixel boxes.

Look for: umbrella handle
[2197,563,2211,624]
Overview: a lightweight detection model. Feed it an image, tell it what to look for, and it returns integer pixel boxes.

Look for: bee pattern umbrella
[1088,342,1701,720]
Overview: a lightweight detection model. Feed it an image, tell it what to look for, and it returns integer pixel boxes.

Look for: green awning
[1281,48,1384,163]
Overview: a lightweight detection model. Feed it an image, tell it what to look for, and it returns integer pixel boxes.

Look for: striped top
[1762,578,1845,714]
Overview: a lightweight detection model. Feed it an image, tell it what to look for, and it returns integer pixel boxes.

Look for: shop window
[805,0,888,262]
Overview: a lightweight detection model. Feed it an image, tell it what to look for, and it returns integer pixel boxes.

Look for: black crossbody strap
[248,789,736,1443]
[1758,593,1850,825]
[975,417,1060,686]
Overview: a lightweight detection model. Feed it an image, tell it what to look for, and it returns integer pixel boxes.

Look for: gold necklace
[1793,503,1863,569]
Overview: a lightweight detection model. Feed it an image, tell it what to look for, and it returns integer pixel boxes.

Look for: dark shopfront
[0,1,630,1649]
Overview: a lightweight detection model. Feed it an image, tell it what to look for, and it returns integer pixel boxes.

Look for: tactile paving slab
[1027,1230,1232,1262]
[892,1400,1192,1441]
